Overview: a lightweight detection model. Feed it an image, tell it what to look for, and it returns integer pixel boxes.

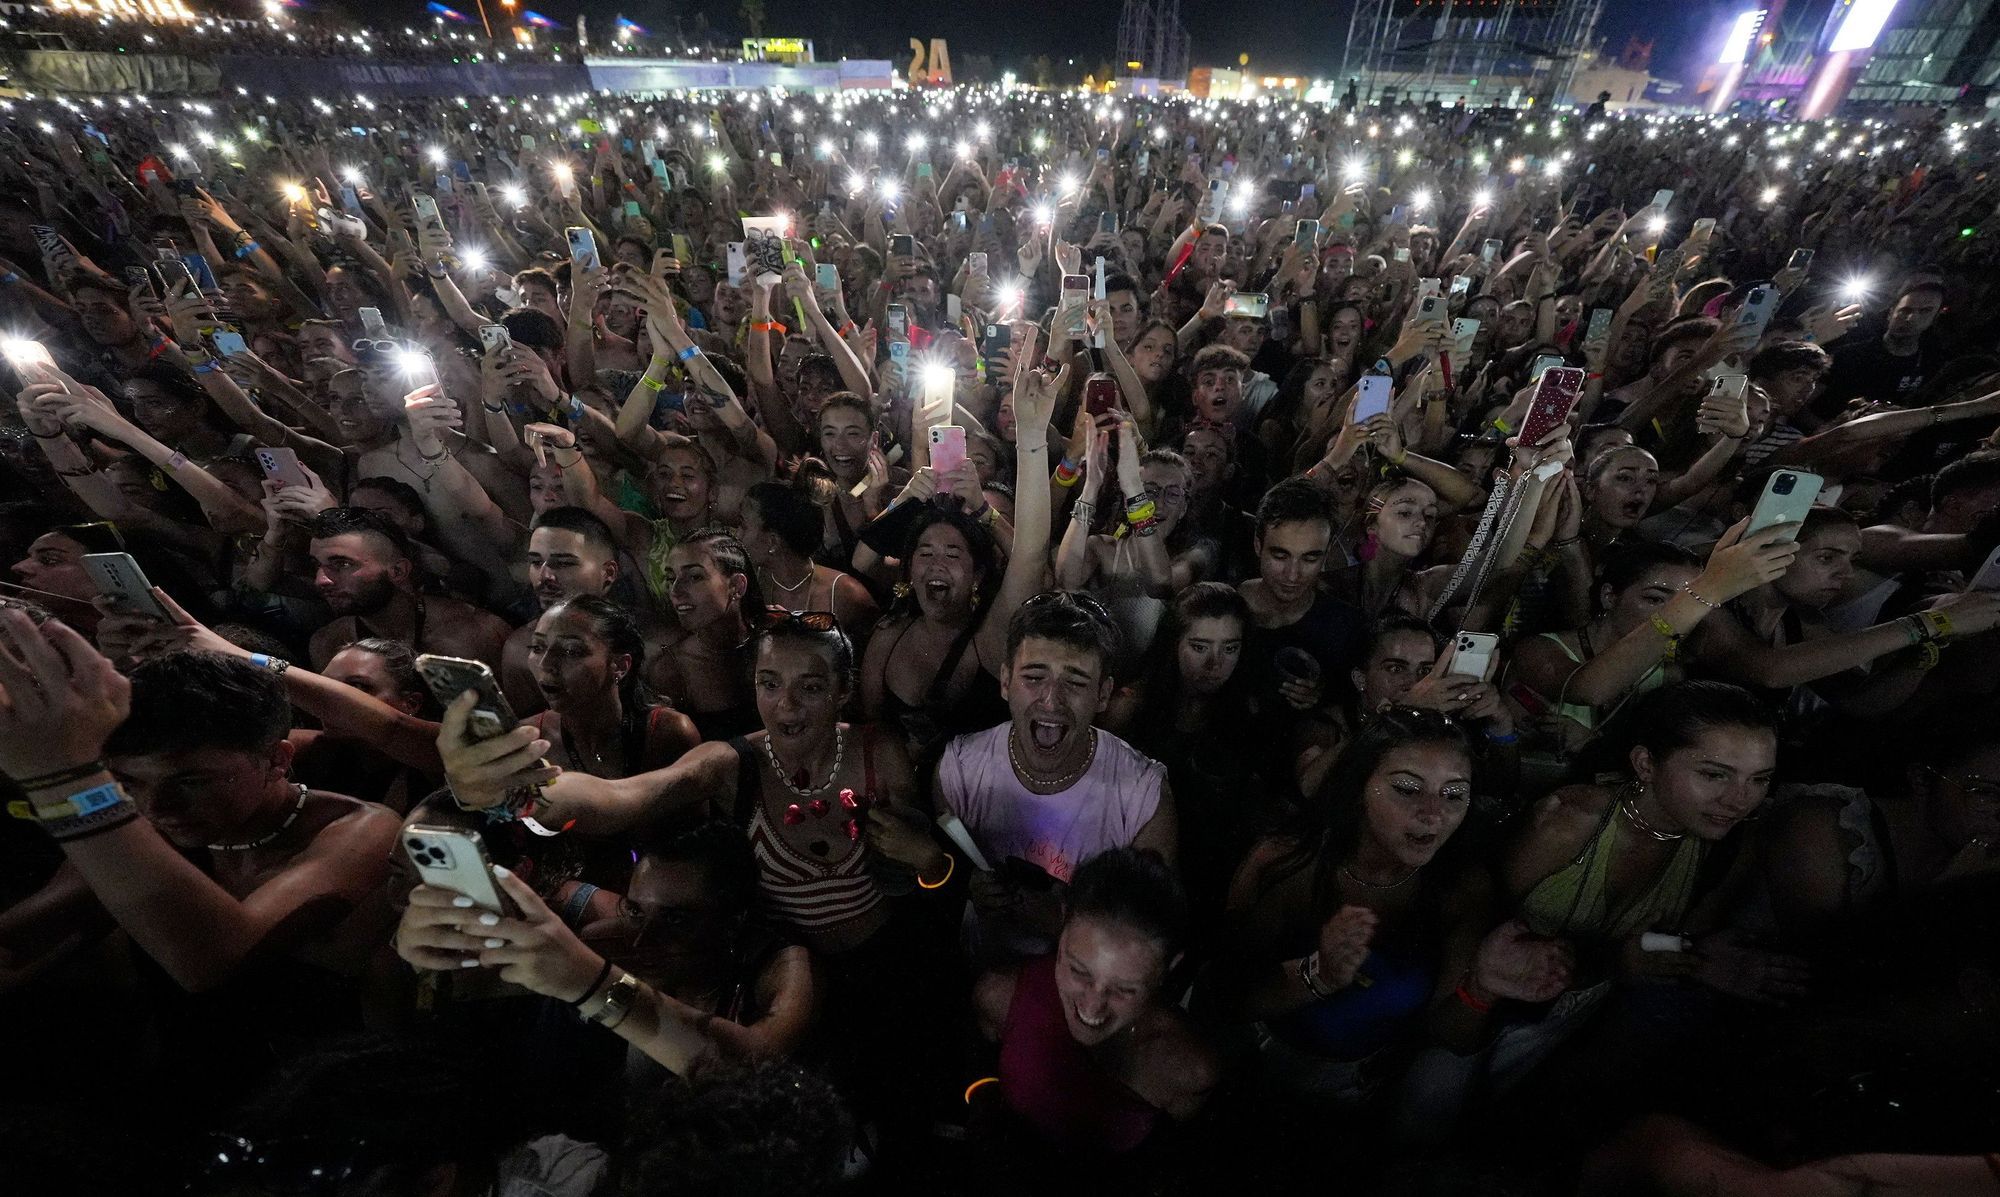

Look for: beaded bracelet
[1680,582,1720,610]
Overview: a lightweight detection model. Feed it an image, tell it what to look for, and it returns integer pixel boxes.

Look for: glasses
[350,338,400,355]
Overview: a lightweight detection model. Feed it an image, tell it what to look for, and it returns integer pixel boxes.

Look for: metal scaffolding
[1341,0,1606,102]
[1117,0,1189,81]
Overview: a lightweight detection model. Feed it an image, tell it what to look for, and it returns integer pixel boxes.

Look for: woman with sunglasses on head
[1216,707,1570,1117]
[649,530,767,743]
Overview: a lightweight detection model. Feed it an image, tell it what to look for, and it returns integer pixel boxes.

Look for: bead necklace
[763,726,844,798]
[1007,726,1096,791]
[208,784,308,852]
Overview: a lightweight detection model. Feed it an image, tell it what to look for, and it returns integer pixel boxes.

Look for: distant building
[1845,0,2000,109]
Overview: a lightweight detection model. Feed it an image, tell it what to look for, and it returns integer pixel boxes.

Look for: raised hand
[1471,920,1573,1003]
[0,609,130,777]
[1315,904,1379,990]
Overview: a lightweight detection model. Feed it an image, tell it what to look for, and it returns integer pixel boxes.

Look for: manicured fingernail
[483,937,505,949]
[477,912,499,926]
[451,896,475,908]
[459,958,480,968]
[493,865,512,877]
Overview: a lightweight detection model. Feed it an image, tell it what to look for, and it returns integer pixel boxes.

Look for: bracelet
[638,374,667,392]
[1916,608,1954,642]
[751,321,786,334]
[192,359,222,375]
[29,429,63,440]
[677,345,699,362]
[55,466,97,478]
[1485,729,1520,745]
[233,241,261,260]
[1053,457,1083,487]
[1298,951,1334,1000]
[416,443,448,463]
[1124,498,1158,524]
[917,851,956,889]
[569,957,615,1007]
[1070,499,1096,525]
[583,970,640,1028]
[248,653,291,677]
[11,760,112,794]
[552,450,583,469]
[482,402,506,414]
[836,321,857,337]
[1453,976,1495,1014]
[1900,615,1926,647]
[1680,582,1720,610]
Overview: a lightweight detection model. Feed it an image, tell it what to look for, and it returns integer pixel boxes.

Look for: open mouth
[673,601,696,616]
[1406,831,1440,852]
[771,720,809,738]
[921,579,951,602]
[1073,1003,1109,1030]
[1621,499,1648,520]
[1029,719,1068,751]
[661,490,690,504]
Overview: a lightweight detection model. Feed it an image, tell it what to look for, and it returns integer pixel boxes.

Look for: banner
[215,56,590,98]
[16,50,219,95]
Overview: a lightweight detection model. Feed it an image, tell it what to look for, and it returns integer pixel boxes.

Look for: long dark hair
[1127,583,1253,746]
[540,594,660,746]
[1262,707,1477,922]
[888,505,1002,622]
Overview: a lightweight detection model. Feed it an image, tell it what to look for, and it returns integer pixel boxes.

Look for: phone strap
[1429,474,1515,622]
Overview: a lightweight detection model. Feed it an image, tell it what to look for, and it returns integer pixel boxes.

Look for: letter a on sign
[927,39,953,85]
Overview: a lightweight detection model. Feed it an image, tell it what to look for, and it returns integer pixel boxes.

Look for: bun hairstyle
[747,462,838,558]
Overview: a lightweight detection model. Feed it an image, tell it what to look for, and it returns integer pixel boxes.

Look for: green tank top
[1519,796,1706,941]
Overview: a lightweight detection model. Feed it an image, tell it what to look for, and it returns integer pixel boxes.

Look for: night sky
[314,0,1730,85]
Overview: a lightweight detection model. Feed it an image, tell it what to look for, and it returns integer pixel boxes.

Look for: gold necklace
[1618,795,1687,842]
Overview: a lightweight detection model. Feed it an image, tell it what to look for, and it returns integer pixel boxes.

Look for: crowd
[0,9,586,63]
[1,76,1999,1197]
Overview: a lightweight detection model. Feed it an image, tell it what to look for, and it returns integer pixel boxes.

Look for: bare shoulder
[1135,1009,1222,1112]
[1505,783,1614,888]
[973,968,1019,1040]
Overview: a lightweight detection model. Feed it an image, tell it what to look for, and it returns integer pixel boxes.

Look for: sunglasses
[763,607,840,633]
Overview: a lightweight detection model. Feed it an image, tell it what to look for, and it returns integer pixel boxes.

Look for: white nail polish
[483,937,505,949]
[493,864,512,877]
[451,896,475,908]
[478,912,500,926]
[459,958,480,968]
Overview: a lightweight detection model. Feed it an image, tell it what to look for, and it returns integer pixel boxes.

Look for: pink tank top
[998,955,1161,1154]
[936,725,1164,884]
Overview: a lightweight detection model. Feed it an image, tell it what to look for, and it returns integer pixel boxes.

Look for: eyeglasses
[350,338,400,356]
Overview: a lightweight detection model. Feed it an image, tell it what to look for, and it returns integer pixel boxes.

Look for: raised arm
[974,325,1067,668]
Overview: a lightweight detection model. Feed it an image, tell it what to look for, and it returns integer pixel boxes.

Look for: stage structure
[1340,0,1606,105]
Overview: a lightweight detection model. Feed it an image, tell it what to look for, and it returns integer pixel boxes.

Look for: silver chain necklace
[208,785,308,852]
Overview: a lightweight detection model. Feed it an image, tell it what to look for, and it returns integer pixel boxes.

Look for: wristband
[751,321,786,334]
[11,761,112,795]
[248,653,291,677]
[1916,609,1954,642]
[836,321,857,337]
[1585,371,1604,381]
[29,428,63,440]
[192,359,222,374]
[165,450,188,473]
[1298,951,1334,1000]
[1053,457,1083,487]
[1070,499,1096,526]
[917,851,957,889]
[482,402,506,414]
[147,338,173,360]
[1485,730,1520,745]
[1453,977,1495,1013]
[0,272,18,284]
[638,374,667,392]
[569,957,614,1007]
[553,450,583,469]
[677,345,699,362]
[232,241,261,260]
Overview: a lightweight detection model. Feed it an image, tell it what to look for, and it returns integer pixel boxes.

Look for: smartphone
[1968,543,2000,591]
[1222,292,1271,320]
[402,825,514,916]
[967,251,988,276]
[1583,307,1614,355]
[887,303,910,341]
[1448,631,1500,681]
[671,232,694,265]
[358,307,389,338]
[1746,469,1823,542]
[1449,274,1472,299]
[478,323,512,354]
[1786,248,1814,272]
[1295,218,1321,247]
[209,329,248,358]
[1417,294,1445,323]
[400,349,438,391]
[982,322,1012,357]
[1,338,57,375]
[889,233,916,258]
[414,654,522,740]
[929,425,967,477]
[915,162,933,180]
[1734,283,1778,342]
[1098,211,1118,236]
[80,553,169,620]
[1526,353,1565,383]
[1417,277,1443,298]
[1388,204,1409,226]
[254,446,313,490]
[1352,374,1393,424]
[725,241,747,286]
[1060,274,1090,335]
[1481,238,1503,264]
[1084,373,1119,417]
[413,194,442,227]
[1691,217,1716,238]
[1451,318,1480,357]
[1652,188,1675,211]
[1709,373,1749,405]
[945,293,962,325]
[566,226,600,271]
[1393,246,1411,263]
[814,263,839,293]
[340,184,364,216]
[1520,366,1586,446]
[622,200,642,219]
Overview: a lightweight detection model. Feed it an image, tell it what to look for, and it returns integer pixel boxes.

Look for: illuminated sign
[743,37,809,55]
[1717,9,1766,64]
[1828,0,1901,52]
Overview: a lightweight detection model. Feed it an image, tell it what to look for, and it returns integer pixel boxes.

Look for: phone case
[1352,375,1393,423]
[1448,632,1499,680]
[254,447,311,490]
[414,654,520,739]
[1451,319,1480,357]
[479,324,512,354]
[928,426,967,477]
[402,826,512,915]
[1520,367,1586,446]
[81,554,169,620]
[1746,470,1824,542]
[1970,544,2000,591]
[566,226,600,270]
